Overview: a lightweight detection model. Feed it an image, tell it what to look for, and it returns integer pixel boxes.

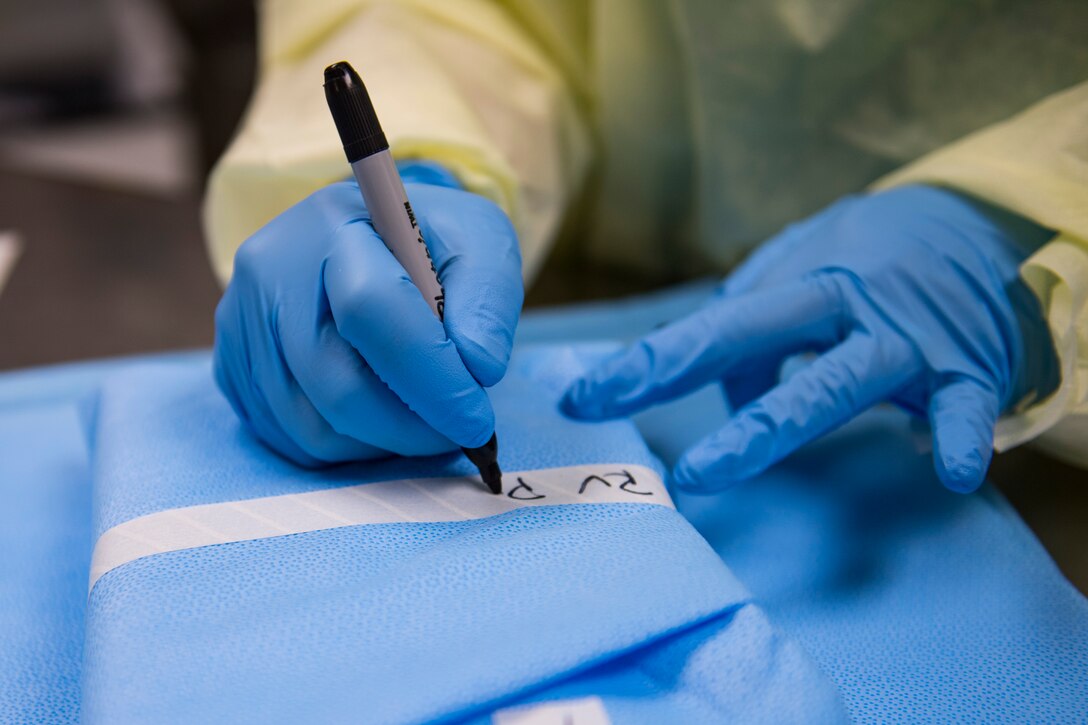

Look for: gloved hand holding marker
[213,61,522,492]
[562,186,1060,494]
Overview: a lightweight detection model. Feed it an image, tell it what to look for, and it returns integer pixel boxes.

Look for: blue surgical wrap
[0,403,90,724]
[79,346,843,724]
[1,282,1086,722]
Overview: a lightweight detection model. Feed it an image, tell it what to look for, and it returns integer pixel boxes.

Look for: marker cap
[324,61,389,163]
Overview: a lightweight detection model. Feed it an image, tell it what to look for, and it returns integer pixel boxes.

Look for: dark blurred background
[0,0,253,364]
[0,0,1082,592]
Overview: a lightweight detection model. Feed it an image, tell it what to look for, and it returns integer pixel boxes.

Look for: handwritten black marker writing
[617,470,653,495]
[578,474,612,494]
[508,477,547,501]
[578,470,653,497]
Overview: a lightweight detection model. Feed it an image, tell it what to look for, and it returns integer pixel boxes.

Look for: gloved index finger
[928,377,1000,493]
[323,220,496,450]
[408,184,524,388]
[562,275,848,420]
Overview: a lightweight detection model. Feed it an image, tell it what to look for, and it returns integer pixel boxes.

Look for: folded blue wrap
[0,403,90,724]
[2,282,1086,722]
[80,345,844,724]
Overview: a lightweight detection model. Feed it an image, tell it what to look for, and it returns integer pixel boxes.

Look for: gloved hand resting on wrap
[213,162,523,466]
[563,185,1059,494]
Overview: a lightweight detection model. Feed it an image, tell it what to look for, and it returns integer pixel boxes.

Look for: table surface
[0,167,1084,594]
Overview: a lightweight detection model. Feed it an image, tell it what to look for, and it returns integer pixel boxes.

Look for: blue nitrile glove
[213,163,523,466]
[563,185,1058,493]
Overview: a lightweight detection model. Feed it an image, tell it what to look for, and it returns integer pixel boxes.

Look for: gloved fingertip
[671,458,706,492]
[935,448,988,494]
[559,378,604,419]
[929,381,997,495]
[675,420,777,494]
[674,438,733,493]
[449,395,497,451]
[561,378,626,419]
[671,454,742,495]
[473,358,507,389]
[459,425,496,452]
[455,336,509,388]
[561,346,659,420]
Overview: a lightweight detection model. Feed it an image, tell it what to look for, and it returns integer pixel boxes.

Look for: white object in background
[0,112,196,198]
[492,697,612,725]
[0,231,22,298]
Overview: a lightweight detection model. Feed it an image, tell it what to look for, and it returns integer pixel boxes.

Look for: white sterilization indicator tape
[89,463,670,592]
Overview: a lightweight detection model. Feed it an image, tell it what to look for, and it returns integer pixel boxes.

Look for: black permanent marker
[323,61,502,495]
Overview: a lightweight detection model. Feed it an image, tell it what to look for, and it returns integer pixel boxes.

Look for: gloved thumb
[928,378,1000,493]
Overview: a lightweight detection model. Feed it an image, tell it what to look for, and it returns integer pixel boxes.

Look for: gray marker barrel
[350,150,445,318]
[323,61,445,319]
